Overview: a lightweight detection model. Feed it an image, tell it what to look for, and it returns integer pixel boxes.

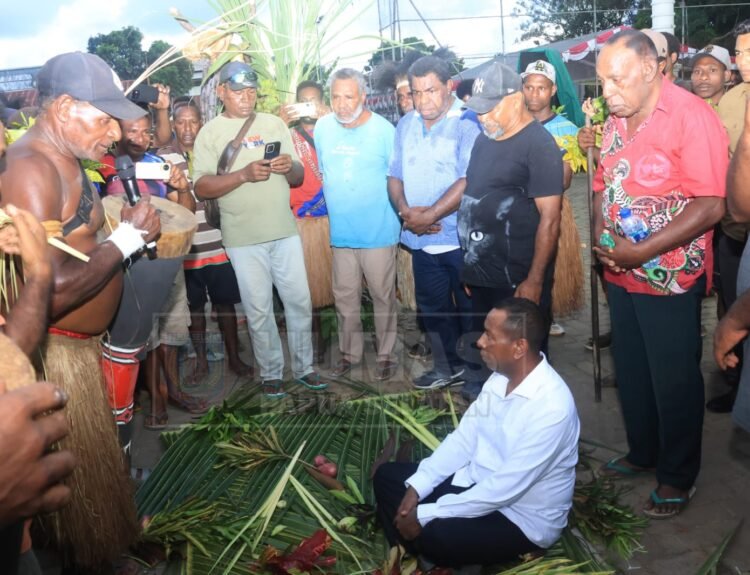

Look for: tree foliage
[634,1,750,49]
[87,26,146,80]
[88,27,193,96]
[146,40,194,97]
[367,36,435,68]
[514,0,750,49]
[514,0,646,43]
[367,36,466,75]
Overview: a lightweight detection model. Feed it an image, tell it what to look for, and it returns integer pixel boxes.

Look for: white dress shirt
[406,355,580,548]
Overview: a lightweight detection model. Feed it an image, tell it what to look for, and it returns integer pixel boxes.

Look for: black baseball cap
[219,62,258,90]
[36,52,145,121]
[463,62,522,115]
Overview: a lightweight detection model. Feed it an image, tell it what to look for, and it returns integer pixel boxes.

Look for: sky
[0,0,535,73]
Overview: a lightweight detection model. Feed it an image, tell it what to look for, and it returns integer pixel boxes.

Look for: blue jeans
[412,248,472,375]
[227,236,314,380]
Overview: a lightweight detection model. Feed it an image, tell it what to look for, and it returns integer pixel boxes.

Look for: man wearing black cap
[0,52,161,567]
[194,61,324,399]
[458,62,563,400]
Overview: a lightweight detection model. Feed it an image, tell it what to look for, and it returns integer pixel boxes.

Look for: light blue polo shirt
[315,112,400,248]
[388,97,480,251]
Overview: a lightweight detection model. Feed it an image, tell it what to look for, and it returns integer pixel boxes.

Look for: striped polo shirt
[158,143,229,269]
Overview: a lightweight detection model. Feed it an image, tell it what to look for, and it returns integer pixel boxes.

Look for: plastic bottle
[618,207,658,269]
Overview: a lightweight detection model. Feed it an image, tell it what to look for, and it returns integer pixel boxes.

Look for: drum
[102,195,198,259]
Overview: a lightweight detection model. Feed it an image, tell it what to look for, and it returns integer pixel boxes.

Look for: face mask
[334,103,364,125]
[482,126,504,139]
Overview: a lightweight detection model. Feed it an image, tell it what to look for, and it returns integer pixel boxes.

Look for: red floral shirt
[593,79,729,295]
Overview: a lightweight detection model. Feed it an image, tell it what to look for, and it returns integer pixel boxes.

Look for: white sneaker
[549,322,566,336]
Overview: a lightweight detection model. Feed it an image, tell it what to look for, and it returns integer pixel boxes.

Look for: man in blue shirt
[315,69,401,380]
[388,56,480,389]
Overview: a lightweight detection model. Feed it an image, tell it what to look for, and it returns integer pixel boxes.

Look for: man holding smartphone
[279,81,333,364]
[194,62,325,398]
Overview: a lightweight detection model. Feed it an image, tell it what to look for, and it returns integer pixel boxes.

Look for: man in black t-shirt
[458,62,563,399]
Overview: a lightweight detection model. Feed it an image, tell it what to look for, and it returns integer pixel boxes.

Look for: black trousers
[717,233,746,373]
[608,276,705,490]
[373,462,540,568]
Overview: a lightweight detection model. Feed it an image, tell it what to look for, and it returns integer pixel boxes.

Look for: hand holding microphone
[110,156,161,259]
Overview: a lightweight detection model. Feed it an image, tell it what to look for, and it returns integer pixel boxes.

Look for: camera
[128,84,160,105]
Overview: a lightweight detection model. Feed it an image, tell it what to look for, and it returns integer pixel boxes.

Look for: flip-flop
[294,372,328,390]
[643,486,697,519]
[262,379,287,399]
[599,456,654,478]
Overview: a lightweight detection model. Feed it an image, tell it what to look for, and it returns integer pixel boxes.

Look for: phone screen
[263,141,281,161]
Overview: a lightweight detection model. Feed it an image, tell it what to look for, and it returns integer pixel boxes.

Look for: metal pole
[391,0,397,61]
[406,0,442,48]
[586,115,603,402]
[500,0,506,54]
[590,0,602,401]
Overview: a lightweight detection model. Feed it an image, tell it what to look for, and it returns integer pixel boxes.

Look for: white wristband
[107,221,147,259]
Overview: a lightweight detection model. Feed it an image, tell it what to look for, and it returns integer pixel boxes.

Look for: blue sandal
[295,372,328,390]
[262,379,287,399]
[643,486,696,519]
[599,456,653,478]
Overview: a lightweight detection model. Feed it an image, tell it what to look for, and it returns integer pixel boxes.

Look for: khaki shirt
[718,82,750,155]
[718,83,750,241]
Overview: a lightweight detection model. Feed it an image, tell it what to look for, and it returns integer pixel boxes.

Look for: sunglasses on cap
[225,72,257,86]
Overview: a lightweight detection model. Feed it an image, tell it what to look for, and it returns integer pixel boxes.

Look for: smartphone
[263,141,281,161]
[289,102,317,118]
[135,161,171,180]
[128,84,160,105]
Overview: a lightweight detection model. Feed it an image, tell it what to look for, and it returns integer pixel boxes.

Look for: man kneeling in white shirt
[374,297,580,568]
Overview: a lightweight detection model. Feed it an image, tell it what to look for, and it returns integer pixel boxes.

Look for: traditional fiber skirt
[38,332,138,568]
[396,245,417,311]
[552,195,585,317]
[296,216,334,309]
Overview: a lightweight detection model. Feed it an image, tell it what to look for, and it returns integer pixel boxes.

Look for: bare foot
[185,359,209,388]
[228,357,254,378]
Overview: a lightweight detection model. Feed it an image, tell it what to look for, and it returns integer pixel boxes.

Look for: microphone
[114,155,142,206]
[114,154,156,254]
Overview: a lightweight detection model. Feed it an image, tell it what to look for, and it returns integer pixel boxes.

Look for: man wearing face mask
[458,62,563,400]
[314,68,401,381]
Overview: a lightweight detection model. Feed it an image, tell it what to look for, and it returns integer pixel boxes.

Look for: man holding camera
[279,81,333,364]
[98,105,203,440]
[194,62,324,398]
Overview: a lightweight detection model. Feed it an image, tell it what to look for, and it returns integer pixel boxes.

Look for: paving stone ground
[131,174,750,574]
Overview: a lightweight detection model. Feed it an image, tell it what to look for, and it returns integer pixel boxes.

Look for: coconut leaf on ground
[694,520,742,575]
[136,386,643,573]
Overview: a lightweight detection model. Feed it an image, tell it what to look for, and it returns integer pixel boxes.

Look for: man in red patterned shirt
[592,30,728,518]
